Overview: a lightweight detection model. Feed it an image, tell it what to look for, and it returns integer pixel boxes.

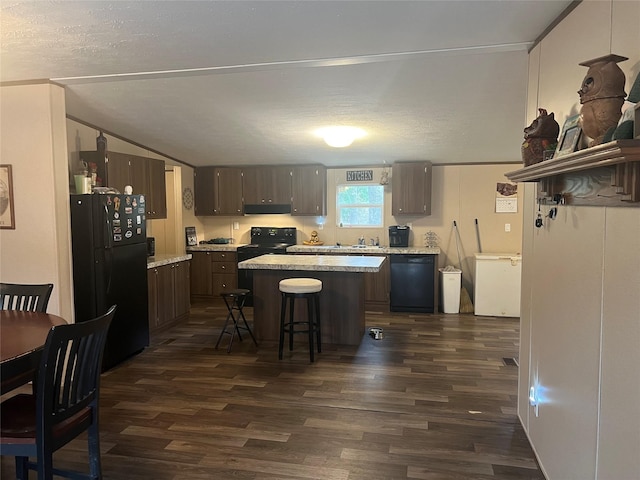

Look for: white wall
[518,1,640,479]
[0,83,73,320]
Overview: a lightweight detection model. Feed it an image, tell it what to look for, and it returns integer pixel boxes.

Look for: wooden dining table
[0,310,67,394]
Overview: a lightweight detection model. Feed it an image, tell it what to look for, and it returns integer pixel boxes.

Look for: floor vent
[503,357,519,367]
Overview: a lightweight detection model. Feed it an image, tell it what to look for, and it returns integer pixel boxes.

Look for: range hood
[243,204,292,215]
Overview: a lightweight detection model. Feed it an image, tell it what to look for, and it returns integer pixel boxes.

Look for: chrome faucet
[358,235,365,245]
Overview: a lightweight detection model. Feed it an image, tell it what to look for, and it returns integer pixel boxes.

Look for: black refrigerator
[70,193,149,370]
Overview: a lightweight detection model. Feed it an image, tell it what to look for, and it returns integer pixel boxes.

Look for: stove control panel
[250,227,297,245]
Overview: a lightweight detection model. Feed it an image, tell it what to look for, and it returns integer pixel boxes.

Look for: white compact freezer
[474,253,522,317]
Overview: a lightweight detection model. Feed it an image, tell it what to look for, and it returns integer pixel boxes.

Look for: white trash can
[439,267,461,313]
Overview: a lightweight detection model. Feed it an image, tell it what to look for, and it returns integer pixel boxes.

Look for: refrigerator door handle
[102,203,114,295]
[104,246,114,295]
[103,204,113,249]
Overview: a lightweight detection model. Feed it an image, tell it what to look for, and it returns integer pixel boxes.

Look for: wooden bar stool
[215,289,257,353]
[278,278,322,362]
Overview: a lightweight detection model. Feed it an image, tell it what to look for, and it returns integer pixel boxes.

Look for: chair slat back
[0,283,54,312]
[37,305,115,430]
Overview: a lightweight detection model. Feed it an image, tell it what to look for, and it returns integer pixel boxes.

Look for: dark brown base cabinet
[294,251,390,311]
[148,261,190,333]
[190,251,237,301]
[364,255,390,312]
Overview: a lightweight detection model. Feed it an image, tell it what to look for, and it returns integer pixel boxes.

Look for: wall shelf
[505,140,640,204]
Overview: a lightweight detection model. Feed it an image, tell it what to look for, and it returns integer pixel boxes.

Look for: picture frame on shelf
[554,114,583,158]
[0,164,15,229]
[185,226,197,247]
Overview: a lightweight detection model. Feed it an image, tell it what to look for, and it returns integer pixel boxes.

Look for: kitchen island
[238,254,385,345]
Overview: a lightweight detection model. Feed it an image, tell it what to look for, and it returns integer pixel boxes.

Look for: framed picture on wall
[0,164,16,229]
[554,115,583,158]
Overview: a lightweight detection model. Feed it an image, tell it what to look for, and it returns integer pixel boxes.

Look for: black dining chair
[0,283,54,313]
[0,305,116,480]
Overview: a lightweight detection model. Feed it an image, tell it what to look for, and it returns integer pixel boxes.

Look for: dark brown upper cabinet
[194,166,243,216]
[392,161,432,216]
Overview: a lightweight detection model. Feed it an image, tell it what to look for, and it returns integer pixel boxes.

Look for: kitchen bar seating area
[1,301,543,479]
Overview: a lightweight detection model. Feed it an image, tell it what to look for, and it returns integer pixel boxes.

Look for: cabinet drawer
[212,261,237,273]
[211,252,236,262]
[212,273,237,296]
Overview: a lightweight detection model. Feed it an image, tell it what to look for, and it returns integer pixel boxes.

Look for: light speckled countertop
[287,245,440,255]
[186,244,440,255]
[238,254,385,272]
[187,244,245,252]
[147,254,192,269]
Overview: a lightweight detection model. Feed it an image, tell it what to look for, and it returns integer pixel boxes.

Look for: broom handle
[453,221,464,273]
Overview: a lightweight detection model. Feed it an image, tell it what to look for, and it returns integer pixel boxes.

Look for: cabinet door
[157,264,174,328]
[194,167,217,216]
[211,251,237,296]
[128,155,149,198]
[243,166,292,206]
[148,268,159,331]
[392,161,432,216]
[272,166,293,204]
[364,255,390,310]
[190,252,213,296]
[242,167,266,205]
[212,273,237,296]
[216,168,243,215]
[105,152,131,193]
[291,165,326,215]
[173,261,190,318]
[147,158,167,218]
[129,156,166,219]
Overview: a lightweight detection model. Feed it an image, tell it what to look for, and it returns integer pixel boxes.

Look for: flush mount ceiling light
[315,126,366,148]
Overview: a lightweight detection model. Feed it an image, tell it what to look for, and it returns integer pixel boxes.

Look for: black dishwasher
[390,254,435,313]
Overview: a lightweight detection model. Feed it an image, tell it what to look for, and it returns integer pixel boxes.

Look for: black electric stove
[237,227,297,306]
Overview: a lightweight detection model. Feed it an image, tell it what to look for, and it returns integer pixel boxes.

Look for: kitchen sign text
[346,170,373,182]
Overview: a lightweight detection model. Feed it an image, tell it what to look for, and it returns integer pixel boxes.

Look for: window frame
[335,183,384,228]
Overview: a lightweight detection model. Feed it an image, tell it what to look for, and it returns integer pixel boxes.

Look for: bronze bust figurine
[521,108,559,166]
[578,54,628,146]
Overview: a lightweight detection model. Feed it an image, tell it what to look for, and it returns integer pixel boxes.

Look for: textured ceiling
[0,1,573,168]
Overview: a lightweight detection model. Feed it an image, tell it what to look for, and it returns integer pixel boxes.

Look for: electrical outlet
[233,221,239,230]
[505,223,511,232]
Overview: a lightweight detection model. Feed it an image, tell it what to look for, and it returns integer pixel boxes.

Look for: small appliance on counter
[146,237,155,257]
[389,225,410,247]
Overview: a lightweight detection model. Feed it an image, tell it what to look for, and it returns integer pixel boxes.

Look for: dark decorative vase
[521,108,559,166]
[578,54,627,146]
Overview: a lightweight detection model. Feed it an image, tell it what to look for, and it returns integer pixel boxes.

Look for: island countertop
[238,254,385,273]
[287,245,440,255]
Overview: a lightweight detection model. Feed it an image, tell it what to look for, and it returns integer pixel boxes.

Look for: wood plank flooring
[1,302,543,479]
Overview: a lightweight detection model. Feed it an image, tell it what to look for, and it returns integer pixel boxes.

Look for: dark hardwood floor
[1,302,543,479]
